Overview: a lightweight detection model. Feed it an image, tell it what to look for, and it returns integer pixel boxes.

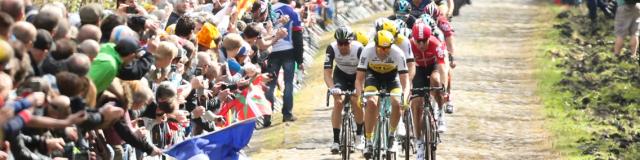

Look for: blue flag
[164,119,257,160]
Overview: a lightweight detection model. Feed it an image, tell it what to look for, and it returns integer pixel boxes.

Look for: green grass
[534,4,593,160]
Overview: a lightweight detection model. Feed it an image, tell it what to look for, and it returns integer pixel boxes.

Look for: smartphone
[194,67,203,76]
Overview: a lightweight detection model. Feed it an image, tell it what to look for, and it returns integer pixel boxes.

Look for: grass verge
[534,4,592,160]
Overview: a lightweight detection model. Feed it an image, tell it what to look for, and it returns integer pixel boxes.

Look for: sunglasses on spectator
[156,112,166,117]
[416,39,428,44]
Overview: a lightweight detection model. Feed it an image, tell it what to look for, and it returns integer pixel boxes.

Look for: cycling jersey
[357,44,408,77]
[387,15,417,29]
[366,30,414,63]
[395,35,415,63]
[410,0,433,17]
[436,15,454,38]
[410,36,444,67]
[324,41,365,75]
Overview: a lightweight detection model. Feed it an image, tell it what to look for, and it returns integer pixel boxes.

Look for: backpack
[627,0,640,4]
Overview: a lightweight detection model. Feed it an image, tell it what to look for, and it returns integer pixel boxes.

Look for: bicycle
[326,90,358,160]
[411,86,444,160]
[363,89,400,160]
[399,105,414,160]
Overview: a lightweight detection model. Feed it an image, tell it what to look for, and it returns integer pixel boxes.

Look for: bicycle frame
[364,90,401,160]
[411,87,444,160]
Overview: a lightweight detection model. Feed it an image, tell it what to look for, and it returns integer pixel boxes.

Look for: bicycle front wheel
[341,115,352,159]
[402,109,412,160]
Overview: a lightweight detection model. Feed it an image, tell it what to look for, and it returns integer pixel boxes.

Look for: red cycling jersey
[437,15,454,38]
[411,36,445,67]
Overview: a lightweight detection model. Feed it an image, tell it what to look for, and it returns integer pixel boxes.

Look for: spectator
[586,0,614,23]
[0,12,14,40]
[175,16,196,40]
[78,39,101,61]
[613,1,640,57]
[28,29,52,76]
[77,24,102,42]
[1,0,25,22]
[66,53,92,77]
[265,0,305,126]
[31,9,59,34]
[10,22,37,50]
[100,14,127,43]
[88,36,142,92]
[79,3,103,26]
[53,18,71,40]
[167,0,193,27]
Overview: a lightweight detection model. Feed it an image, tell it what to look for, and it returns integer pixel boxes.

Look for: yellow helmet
[375,30,395,48]
[374,18,397,36]
[354,31,369,46]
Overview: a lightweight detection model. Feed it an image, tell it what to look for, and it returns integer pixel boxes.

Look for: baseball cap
[33,29,53,50]
[196,22,220,49]
[114,37,142,56]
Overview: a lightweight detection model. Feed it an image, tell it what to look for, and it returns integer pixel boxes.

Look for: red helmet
[412,22,432,41]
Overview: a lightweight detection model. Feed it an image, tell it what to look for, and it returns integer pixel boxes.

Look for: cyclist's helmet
[374,18,398,36]
[419,14,438,32]
[433,28,445,41]
[424,3,441,18]
[393,19,408,30]
[354,31,369,46]
[393,0,411,14]
[375,30,395,47]
[334,26,354,42]
[398,28,412,39]
[412,22,432,41]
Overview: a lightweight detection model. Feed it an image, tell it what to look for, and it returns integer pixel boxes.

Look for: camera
[219,83,237,90]
[170,64,177,72]
[70,96,87,113]
[194,67,203,76]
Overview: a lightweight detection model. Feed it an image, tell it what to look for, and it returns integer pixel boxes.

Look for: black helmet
[334,26,353,41]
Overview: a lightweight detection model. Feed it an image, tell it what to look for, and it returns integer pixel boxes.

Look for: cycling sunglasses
[337,40,350,46]
[377,45,392,50]
[416,39,428,44]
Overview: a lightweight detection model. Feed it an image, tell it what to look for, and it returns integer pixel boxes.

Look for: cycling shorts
[333,67,356,92]
[364,72,402,96]
[412,65,437,97]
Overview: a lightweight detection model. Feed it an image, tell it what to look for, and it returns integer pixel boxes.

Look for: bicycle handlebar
[362,92,402,97]
[326,89,357,107]
[410,86,445,92]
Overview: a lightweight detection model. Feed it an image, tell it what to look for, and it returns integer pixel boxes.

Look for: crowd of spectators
[0,0,325,159]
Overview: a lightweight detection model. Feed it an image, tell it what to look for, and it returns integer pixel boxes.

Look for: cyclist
[423,5,457,113]
[354,30,370,46]
[355,30,410,158]
[374,18,415,81]
[409,0,433,18]
[389,0,417,28]
[433,0,455,19]
[324,26,366,153]
[408,22,447,159]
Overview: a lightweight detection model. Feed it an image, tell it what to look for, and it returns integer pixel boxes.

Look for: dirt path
[248,0,559,159]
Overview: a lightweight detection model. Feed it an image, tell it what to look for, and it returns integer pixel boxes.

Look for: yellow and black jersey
[357,44,408,76]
